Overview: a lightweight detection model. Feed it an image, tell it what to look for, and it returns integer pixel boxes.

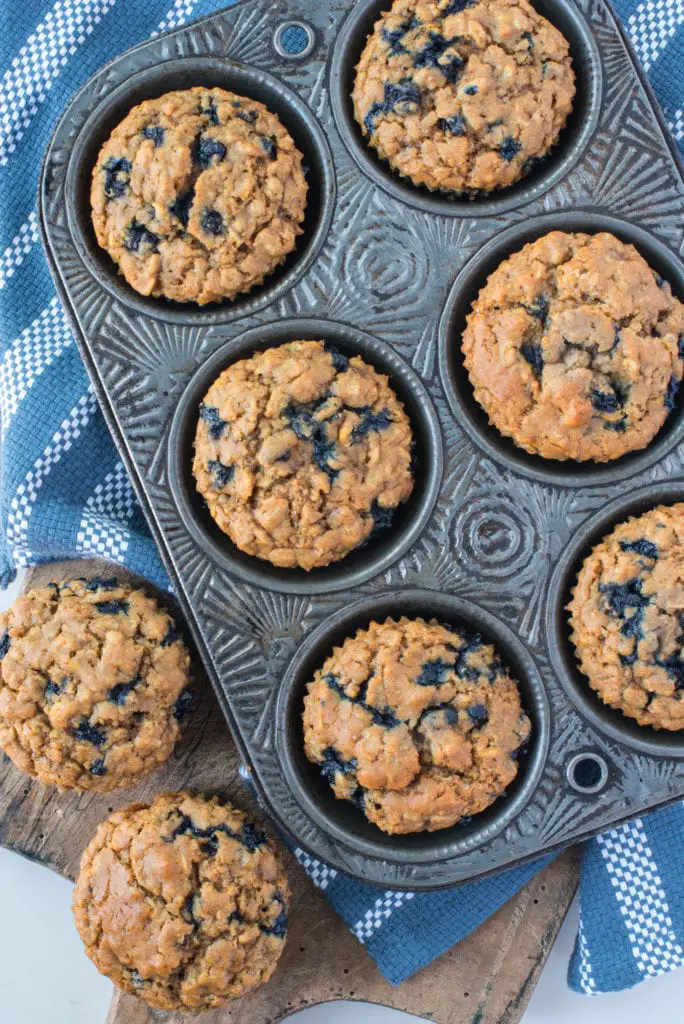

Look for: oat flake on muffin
[90,87,308,305]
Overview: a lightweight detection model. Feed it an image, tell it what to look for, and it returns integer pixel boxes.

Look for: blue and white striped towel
[0,0,683,993]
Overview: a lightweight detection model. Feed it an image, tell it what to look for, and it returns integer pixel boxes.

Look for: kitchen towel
[0,0,682,994]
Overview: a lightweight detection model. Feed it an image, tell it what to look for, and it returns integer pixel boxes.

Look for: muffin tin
[38,0,684,889]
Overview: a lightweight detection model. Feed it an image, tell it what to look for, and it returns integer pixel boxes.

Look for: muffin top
[569,504,684,730]
[462,231,684,461]
[90,87,308,305]
[193,340,415,570]
[72,792,289,1012]
[303,616,530,833]
[0,578,191,791]
[352,0,575,194]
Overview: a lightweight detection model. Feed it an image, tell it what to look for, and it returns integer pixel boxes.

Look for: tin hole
[566,753,608,794]
[274,21,315,59]
[329,0,601,217]
[438,211,684,488]
[167,320,442,597]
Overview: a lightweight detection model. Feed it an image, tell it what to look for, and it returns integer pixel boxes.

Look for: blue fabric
[0,0,682,994]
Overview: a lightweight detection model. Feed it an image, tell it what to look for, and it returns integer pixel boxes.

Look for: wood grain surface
[0,559,579,1024]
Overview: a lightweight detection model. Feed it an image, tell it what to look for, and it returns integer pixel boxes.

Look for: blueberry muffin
[569,504,684,730]
[303,616,530,833]
[73,792,288,1011]
[193,340,415,570]
[90,87,308,304]
[0,578,191,790]
[352,0,575,194]
[462,232,684,461]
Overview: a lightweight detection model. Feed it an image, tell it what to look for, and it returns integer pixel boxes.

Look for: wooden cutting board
[0,559,579,1024]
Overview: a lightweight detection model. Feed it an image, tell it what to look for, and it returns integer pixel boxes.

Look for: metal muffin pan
[38,0,684,889]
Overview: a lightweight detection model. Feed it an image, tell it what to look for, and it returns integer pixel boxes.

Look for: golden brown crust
[193,340,415,570]
[72,793,289,1012]
[302,616,530,833]
[462,232,684,461]
[569,504,684,730]
[90,87,307,305]
[352,0,575,194]
[0,579,190,791]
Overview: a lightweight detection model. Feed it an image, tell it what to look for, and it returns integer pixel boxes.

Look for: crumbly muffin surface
[0,578,191,790]
[352,0,575,194]
[303,616,531,833]
[193,340,415,570]
[72,793,288,1012]
[91,87,307,304]
[462,232,684,461]
[569,504,684,730]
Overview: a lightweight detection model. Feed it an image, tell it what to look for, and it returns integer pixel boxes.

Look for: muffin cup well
[546,482,684,757]
[438,210,684,487]
[64,57,335,325]
[275,589,550,867]
[167,319,442,595]
[329,0,601,217]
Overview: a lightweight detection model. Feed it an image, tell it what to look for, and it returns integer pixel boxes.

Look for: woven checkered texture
[0,0,682,992]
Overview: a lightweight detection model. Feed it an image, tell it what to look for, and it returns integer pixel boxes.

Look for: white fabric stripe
[0,296,73,436]
[352,890,416,944]
[6,389,97,567]
[668,106,683,142]
[0,210,39,289]
[153,0,198,35]
[627,0,683,72]
[597,819,684,977]
[292,849,337,892]
[75,461,135,561]
[0,0,118,166]
[577,908,597,994]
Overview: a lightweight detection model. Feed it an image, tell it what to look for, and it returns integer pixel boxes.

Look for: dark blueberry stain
[313,438,339,480]
[324,342,349,372]
[370,500,395,534]
[169,187,195,227]
[74,720,106,747]
[236,109,258,124]
[96,599,130,615]
[103,156,131,199]
[416,658,451,687]
[438,114,466,135]
[446,632,484,682]
[419,703,459,727]
[413,33,464,84]
[522,31,534,47]
[364,78,421,134]
[591,388,622,413]
[521,343,544,376]
[678,336,684,359]
[324,672,400,728]
[463,84,478,95]
[129,969,144,987]
[620,539,658,560]
[90,759,106,776]
[182,893,198,926]
[45,679,64,699]
[604,417,627,432]
[174,690,193,721]
[202,209,224,235]
[124,220,159,254]
[499,137,522,161]
[486,656,503,683]
[523,295,549,325]
[109,679,138,705]
[84,577,118,592]
[658,652,684,690]
[140,125,165,146]
[284,404,316,441]
[352,407,393,440]
[620,649,639,666]
[261,137,277,160]
[204,97,220,125]
[319,746,358,785]
[194,136,227,169]
[665,374,680,411]
[228,910,244,924]
[199,404,228,440]
[275,449,291,462]
[350,786,366,810]
[261,895,288,938]
[171,813,266,855]
[0,632,10,660]
[467,703,489,726]
[444,0,476,12]
[208,460,235,487]
[382,27,409,54]
[600,577,650,641]
[161,624,181,648]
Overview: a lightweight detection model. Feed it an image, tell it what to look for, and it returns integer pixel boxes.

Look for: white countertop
[2,571,683,1024]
